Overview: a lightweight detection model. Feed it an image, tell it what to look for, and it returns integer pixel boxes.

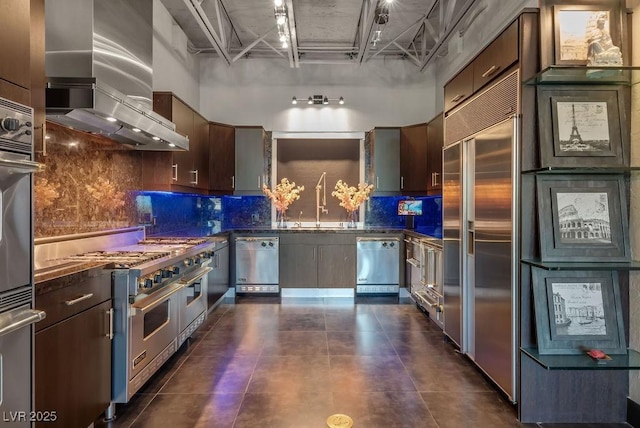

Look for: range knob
[172,266,180,275]
[162,269,172,278]
[144,278,154,288]
[153,271,162,283]
[382,242,388,247]
[1,117,20,132]
[268,241,274,247]
[261,242,267,247]
[389,242,395,247]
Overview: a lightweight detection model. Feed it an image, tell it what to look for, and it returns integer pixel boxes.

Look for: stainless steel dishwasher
[356,237,400,294]
[235,236,279,293]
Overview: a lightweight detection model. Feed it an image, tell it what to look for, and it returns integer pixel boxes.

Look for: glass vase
[346,210,357,228]
[276,209,288,228]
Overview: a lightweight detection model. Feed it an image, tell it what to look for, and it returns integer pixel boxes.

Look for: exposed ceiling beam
[356,0,378,65]
[237,24,286,58]
[212,0,226,49]
[232,26,277,62]
[284,0,300,68]
[419,0,477,72]
[368,15,427,63]
[183,0,231,65]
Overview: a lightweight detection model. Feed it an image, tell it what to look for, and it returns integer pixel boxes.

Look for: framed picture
[532,269,626,355]
[536,174,629,262]
[552,4,623,66]
[537,85,628,168]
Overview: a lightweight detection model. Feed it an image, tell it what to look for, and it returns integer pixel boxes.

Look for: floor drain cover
[326,414,354,428]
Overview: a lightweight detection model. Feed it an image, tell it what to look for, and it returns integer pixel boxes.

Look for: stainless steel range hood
[45,0,188,151]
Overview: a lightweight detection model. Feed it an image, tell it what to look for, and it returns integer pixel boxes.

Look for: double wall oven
[34,229,216,419]
[0,97,46,426]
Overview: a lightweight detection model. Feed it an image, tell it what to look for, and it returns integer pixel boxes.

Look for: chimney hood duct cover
[44,0,188,151]
[46,78,189,151]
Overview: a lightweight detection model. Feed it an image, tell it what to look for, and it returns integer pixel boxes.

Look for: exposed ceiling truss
[165,0,481,71]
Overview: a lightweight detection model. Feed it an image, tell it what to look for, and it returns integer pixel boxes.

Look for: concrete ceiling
[160,0,479,70]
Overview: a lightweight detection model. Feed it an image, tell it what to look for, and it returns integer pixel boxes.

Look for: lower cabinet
[34,270,112,428]
[279,234,355,288]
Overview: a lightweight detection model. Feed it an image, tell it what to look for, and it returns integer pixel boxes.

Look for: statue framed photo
[537,85,628,168]
[552,3,624,66]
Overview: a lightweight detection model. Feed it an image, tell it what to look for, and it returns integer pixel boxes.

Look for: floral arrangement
[262,178,304,213]
[331,180,374,213]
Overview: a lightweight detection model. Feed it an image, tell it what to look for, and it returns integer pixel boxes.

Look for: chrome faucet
[316,172,328,227]
[294,210,303,228]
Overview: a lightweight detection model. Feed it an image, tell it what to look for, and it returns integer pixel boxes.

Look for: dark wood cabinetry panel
[35,300,112,428]
[30,0,46,153]
[193,112,210,191]
[444,64,473,113]
[0,0,31,90]
[400,123,428,193]
[426,113,443,194]
[209,122,235,193]
[472,20,519,93]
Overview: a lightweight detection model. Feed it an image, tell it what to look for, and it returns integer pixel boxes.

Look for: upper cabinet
[0,0,32,93]
[399,114,443,195]
[235,127,266,195]
[209,122,235,194]
[369,128,400,195]
[400,123,427,193]
[444,20,519,114]
[143,92,209,194]
[426,113,443,194]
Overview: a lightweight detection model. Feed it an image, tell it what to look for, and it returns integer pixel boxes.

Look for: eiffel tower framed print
[536,85,628,168]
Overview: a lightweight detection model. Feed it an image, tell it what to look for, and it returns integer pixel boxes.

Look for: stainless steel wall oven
[0,97,46,427]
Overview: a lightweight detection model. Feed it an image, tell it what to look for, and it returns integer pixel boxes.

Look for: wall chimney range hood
[45,0,188,151]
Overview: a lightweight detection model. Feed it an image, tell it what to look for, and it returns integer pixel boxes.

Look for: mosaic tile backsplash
[366,195,442,238]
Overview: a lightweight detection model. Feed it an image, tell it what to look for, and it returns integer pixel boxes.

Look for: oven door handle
[179,267,213,286]
[0,158,45,174]
[0,307,46,337]
[132,282,184,313]
[407,258,420,268]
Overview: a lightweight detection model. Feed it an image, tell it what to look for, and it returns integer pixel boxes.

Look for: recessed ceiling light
[168,143,176,147]
[132,128,141,133]
[106,117,117,122]
[152,136,161,141]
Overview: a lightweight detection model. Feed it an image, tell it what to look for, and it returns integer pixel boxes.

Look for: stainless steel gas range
[34,228,216,419]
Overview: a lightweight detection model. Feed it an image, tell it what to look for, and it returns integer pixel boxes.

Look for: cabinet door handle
[172,164,178,181]
[376,176,379,189]
[481,65,499,78]
[258,175,261,189]
[190,169,198,185]
[451,94,464,103]
[319,247,323,260]
[232,175,235,189]
[64,293,94,306]
[401,176,404,189]
[313,247,316,260]
[106,308,114,339]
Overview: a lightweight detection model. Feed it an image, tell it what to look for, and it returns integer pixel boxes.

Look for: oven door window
[143,300,169,338]
[185,280,202,306]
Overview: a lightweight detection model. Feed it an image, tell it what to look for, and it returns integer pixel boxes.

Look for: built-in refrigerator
[443,115,519,402]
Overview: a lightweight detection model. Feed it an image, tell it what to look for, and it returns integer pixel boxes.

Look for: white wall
[199,58,437,131]
[152,0,200,109]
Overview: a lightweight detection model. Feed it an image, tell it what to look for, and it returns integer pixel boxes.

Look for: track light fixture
[291,95,345,106]
[273,0,290,49]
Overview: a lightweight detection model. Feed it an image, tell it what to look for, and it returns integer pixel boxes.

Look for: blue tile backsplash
[136,192,441,238]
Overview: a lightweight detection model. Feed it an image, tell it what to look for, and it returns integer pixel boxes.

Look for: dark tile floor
[97,296,631,428]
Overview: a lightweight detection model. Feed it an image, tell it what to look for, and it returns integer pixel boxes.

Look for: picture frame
[532,269,626,355]
[537,85,628,168]
[536,174,629,262]
[552,4,622,66]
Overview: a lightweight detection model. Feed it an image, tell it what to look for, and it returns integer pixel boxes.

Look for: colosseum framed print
[532,269,626,355]
[537,85,627,168]
[536,174,629,262]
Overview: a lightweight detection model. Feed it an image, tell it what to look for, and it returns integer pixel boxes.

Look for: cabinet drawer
[472,20,519,92]
[444,64,474,113]
[35,268,111,332]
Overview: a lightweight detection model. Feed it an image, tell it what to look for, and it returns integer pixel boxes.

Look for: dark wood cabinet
[143,93,210,194]
[399,114,443,195]
[400,123,427,193]
[368,128,400,195]
[279,233,355,288]
[426,113,443,194]
[35,269,112,428]
[444,19,520,115]
[235,127,266,195]
[0,0,32,91]
[209,122,235,193]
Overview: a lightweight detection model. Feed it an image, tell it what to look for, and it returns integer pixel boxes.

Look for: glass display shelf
[522,166,640,175]
[522,259,640,271]
[521,347,640,370]
[524,66,640,86]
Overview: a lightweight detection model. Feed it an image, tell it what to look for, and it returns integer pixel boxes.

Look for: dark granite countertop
[34,261,109,292]
[227,226,406,234]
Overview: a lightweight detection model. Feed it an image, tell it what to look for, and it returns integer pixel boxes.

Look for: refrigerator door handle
[468,230,475,255]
